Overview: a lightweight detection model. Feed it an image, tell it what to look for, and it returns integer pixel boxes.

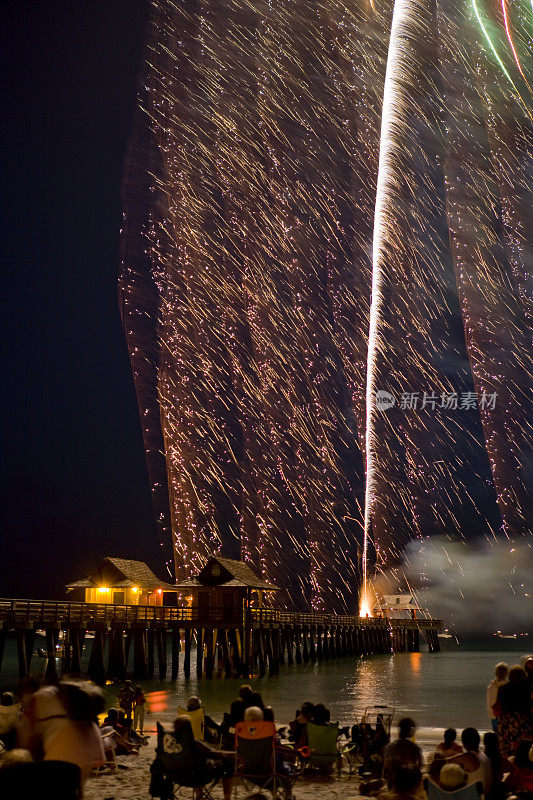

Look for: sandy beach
[83,720,439,800]
[84,731,362,800]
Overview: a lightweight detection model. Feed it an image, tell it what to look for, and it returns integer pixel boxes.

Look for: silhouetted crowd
[0,655,532,799]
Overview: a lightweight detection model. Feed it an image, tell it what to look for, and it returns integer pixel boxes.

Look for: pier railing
[0,598,443,681]
[0,598,441,630]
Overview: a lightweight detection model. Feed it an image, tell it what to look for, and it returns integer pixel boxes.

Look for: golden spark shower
[120,0,532,613]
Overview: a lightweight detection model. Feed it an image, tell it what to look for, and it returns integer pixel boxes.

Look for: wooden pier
[0,598,442,683]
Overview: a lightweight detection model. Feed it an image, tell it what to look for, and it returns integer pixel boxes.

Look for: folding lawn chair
[234,720,297,799]
[304,722,342,778]
[150,720,223,800]
[178,705,205,741]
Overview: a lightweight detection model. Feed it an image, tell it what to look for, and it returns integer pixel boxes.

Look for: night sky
[1,1,159,597]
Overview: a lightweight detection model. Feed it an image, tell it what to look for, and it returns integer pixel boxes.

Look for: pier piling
[0,599,442,682]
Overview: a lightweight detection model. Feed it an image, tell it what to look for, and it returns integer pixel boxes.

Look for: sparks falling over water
[121,0,532,614]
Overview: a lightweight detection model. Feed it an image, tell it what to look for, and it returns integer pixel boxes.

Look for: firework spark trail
[363,0,430,606]
[120,0,531,613]
[363,0,511,599]
[121,0,397,611]
[500,0,527,80]
[436,0,533,538]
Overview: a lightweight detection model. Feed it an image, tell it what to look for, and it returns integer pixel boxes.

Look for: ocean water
[1,635,530,747]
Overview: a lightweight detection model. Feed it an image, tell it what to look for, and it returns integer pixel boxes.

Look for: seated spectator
[487,663,508,732]
[98,725,121,772]
[483,731,512,800]
[311,703,330,725]
[446,728,492,796]
[438,763,468,791]
[187,696,220,744]
[229,698,245,725]
[173,715,234,800]
[226,686,263,731]
[101,708,138,755]
[463,727,492,794]
[243,706,264,722]
[0,692,21,751]
[384,764,423,800]
[117,709,145,744]
[384,718,423,786]
[103,708,127,735]
[263,706,275,723]
[508,740,533,795]
[289,701,314,748]
[435,728,463,758]
[238,685,264,711]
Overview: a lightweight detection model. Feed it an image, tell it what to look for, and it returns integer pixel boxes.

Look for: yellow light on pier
[98,587,110,593]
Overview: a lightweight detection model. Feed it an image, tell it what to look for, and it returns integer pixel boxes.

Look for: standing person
[133,685,145,735]
[495,665,533,756]
[23,679,105,788]
[487,662,508,731]
[523,656,533,702]
[117,680,135,731]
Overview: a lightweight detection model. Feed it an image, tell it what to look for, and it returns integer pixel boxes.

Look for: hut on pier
[176,556,279,625]
[66,557,177,606]
[374,594,423,620]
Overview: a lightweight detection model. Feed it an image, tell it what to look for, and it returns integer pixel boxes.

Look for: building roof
[175,555,279,591]
[216,557,279,590]
[375,594,421,610]
[66,557,177,592]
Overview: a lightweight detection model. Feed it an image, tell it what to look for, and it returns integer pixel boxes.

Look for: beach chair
[178,705,205,740]
[92,728,121,776]
[0,759,82,799]
[234,720,297,799]
[304,722,342,778]
[149,721,222,800]
[424,777,484,800]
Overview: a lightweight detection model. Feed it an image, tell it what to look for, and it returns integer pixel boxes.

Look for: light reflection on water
[105,649,526,738]
[1,639,529,742]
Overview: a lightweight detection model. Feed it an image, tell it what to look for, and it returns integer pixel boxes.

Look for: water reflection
[96,649,527,735]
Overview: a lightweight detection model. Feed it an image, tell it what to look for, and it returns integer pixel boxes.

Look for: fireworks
[120,0,532,613]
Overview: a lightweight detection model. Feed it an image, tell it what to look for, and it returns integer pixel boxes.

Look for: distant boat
[438,628,453,639]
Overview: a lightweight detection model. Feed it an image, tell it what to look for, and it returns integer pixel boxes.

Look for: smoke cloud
[373,536,533,636]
